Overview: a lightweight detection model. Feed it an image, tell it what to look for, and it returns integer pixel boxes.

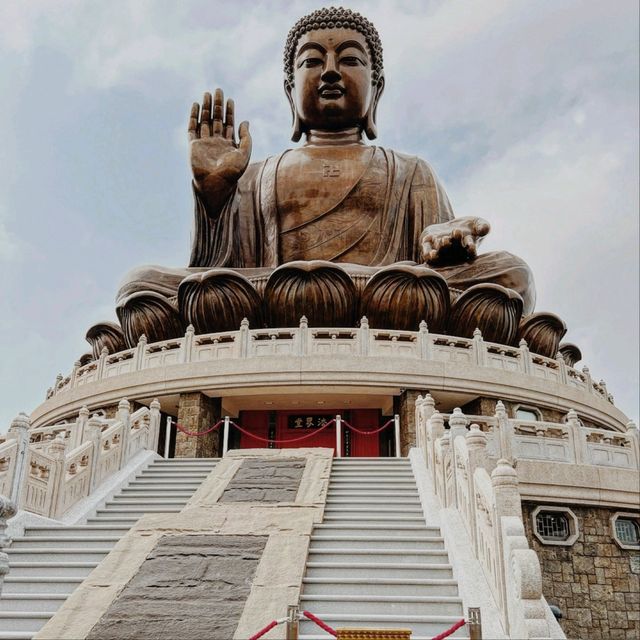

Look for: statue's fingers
[422,241,433,256]
[422,233,434,245]
[440,235,452,249]
[238,121,252,157]
[224,98,235,141]
[463,235,477,257]
[428,250,439,262]
[451,228,464,240]
[473,217,491,236]
[188,102,199,141]
[213,88,224,135]
[201,92,212,138]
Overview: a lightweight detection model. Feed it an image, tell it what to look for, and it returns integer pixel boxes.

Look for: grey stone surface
[220,458,306,503]
[87,534,266,640]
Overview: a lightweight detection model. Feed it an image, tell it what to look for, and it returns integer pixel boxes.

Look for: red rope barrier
[341,418,395,436]
[248,619,278,640]
[174,420,224,437]
[431,618,466,640]
[302,610,338,637]
[230,420,335,445]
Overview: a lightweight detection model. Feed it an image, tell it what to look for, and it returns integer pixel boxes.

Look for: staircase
[0,457,219,640]
[299,458,468,639]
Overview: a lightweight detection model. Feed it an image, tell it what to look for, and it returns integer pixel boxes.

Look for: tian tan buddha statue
[86,7,569,361]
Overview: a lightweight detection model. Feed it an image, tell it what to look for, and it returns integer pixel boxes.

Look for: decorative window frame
[513,404,542,421]
[610,512,640,550]
[532,505,580,546]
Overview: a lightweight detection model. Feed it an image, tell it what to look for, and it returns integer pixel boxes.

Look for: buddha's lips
[319,85,345,99]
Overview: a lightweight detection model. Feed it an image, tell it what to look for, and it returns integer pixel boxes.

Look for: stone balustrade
[416,399,638,471]
[2,400,161,520]
[47,318,613,404]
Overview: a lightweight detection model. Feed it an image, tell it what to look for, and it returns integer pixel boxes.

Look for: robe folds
[188,147,454,269]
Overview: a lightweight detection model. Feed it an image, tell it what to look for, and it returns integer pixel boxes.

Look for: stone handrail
[8,399,161,520]
[416,398,638,470]
[421,403,554,638]
[47,318,613,404]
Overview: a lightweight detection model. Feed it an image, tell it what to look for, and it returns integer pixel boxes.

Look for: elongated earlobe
[285,81,303,142]
[364,76,385,140]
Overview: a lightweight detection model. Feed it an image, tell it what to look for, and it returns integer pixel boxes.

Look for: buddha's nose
[321,56,341,84]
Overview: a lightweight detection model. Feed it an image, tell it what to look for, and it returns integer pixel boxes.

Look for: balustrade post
[439,432,452,506]
[0,494,17,597]
[49,433,67,519]
[54,374,63,396]
[87,416,104,491]
[7,413,30,505]
[491,459,521,618]
[239,318,250,358]
[418,320,431,359]
[72,406,90,449]
[582,366,593,394]
[335,415,342,458]
[416,393,436,454]
[567,409,586,464]
[222,416,230,456]
[164,417,173,459]
[134,334,148,370]
[70,360,81,390]
[466,425,489,551]
[182,324,195,363]
[394,414,401,458]
[518,339,532,375]
[555,352,568,384]
[472,328,486,366]
[449,408,468,441]
[299,316,309,356]
[359,316,370,356]
[426,412,445,485]
[97,347,109,379]
[626,421,639,468]
[494,401,514,462]
[149,399,162,453]
[117,398,132,468]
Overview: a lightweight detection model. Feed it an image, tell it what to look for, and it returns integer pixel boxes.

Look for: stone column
[174,393,222,458]
[397,389,428,456]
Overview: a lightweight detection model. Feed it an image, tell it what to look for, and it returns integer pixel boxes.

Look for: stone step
[332,458,409,463]
[327,490,419,498]
[329,478,417,485]
[109,495,192,503]
[7,562,98,578]
[118,488,195,496]
[307,549,450,565]
[6,548,112,563]
[0,633,36,640]
[330,470,414,476]
[85,517,140,526]
[321,514,426,525]
[0,593,67,613]
[24,525,130,538]
[302,577,459,597]
[135,470,212,478]
[299,594,463,616]
[304,562,453,580]
[9,536,119,549]
[314,524,441,537]
[125,480,202,488]
[95,506,183,516]
[1,576,83,595]
[0,612,52,634]
[326,497,420,506]
[323,506,424,515]
[310,536,445,551]
[298,614,468,638]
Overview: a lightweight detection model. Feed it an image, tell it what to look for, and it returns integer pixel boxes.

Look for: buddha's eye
[340,56,363,66]
[300,57,323,68]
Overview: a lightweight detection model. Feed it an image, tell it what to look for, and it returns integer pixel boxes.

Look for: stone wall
[522,502,640,639]
[397,389,427,456]
[174,392,221,458]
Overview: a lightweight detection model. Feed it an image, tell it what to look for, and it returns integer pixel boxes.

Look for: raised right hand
[189,88,252,207]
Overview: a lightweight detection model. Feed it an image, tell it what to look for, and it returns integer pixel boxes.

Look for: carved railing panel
[0,440,18,497]
[56,441,93,516]
[22,449,58,517]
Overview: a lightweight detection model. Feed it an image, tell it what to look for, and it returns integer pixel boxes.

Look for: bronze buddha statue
[89,7,566,360]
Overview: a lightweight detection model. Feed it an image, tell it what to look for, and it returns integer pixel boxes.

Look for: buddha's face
[291,28,375,132]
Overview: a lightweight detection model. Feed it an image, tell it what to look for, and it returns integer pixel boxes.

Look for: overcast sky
[0,0,637,431]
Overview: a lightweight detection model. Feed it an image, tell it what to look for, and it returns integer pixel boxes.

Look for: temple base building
[1,6,637,640]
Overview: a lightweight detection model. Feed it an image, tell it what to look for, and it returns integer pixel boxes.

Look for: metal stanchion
[335,414,342,457]
[285,604,299,640]
[468,607,482,640]
[222,416,230,456]
[163,417,172,459]
[394,413,401,458]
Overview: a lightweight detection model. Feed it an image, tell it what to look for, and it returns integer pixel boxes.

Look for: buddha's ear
[364,74,385,140]
[285,81,303,143]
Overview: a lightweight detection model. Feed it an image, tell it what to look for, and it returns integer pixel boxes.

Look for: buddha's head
[284,7,385,142]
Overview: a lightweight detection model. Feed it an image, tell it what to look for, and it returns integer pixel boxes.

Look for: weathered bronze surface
[100,7,569,356]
